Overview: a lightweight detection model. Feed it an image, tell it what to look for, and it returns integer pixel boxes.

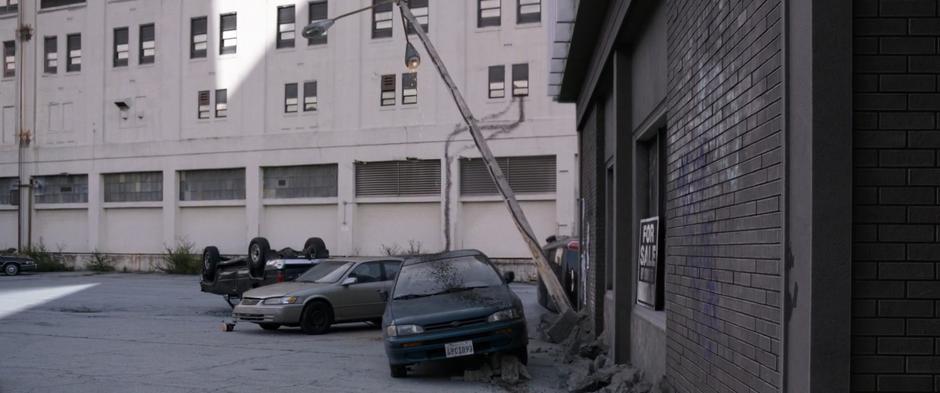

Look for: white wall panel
[354,203,441,256]
[261,205,337,252]
[178,206,246,253]
[102,208,163,254]
[33,209,89,252]
[460,200,557,258]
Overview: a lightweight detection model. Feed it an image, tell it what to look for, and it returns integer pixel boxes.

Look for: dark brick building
[554,0,940,391]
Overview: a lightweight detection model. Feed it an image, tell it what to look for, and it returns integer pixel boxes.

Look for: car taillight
[276,271,285,283]
[567,240,580,251]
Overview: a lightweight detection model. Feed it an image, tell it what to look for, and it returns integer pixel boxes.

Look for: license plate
[444,340,474,358]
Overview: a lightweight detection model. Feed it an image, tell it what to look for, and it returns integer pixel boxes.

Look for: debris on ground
[455,353,531,385]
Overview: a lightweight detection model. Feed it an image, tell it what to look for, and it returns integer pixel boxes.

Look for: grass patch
[21,242,72,272]
[85,250,116,273]
[159,240,200,275]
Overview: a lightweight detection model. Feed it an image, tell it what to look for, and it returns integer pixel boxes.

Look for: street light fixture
[299,0,574,315]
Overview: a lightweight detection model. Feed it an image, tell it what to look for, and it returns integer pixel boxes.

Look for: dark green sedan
[382,250,528,378]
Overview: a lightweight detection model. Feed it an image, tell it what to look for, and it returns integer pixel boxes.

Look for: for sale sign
[637,217,660,309]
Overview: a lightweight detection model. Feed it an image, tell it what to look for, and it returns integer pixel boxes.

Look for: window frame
[215,89,228,118]
[404,0,428,35]
[372,0,393,39]
[401,72,417,105]
[197,90,211,120]
[102,172,164,203]
[284,83,299,113]
[303,81,318,112]
[66,33,81,72]
[219,13,237,55]
[139,23,156,64]
[511,63,529,97]
[113,27,129,68]
[44,36,57,74]
[478,0,501,28]
[308,1,328,46]
[380,74,396,107]
[516,0,541,24]
[276,5,296,49]
[488,65,505,99]
[2,41,13,78]
[190,17,208,59]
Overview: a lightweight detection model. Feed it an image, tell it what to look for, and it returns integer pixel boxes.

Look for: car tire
[303,237,328,259]
[202,246,221,283]
[3,263,19,276]
[259,323,281,331]
[513,346,529,365]
[390,364,407,378]
[300,301,332,335]
[248,237,271,279]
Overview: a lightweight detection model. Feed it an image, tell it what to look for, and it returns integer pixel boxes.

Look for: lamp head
[302,19,334,39]
[405,42,421,70]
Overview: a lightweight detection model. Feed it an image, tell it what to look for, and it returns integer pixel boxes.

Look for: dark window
[190,17,208,58]
[40,0,84,9]
[113,27,129,67]
[349,262,382,284]
[355,159,441,197]
[197,90,210,119]
[0,177,17,206]
[179,168,245,201]
[478,0,501,28]
[139,24,156,64]
[43,36,57,74]
[66,34,81,72]
[220,13,237,54]
[383,261,401,281]
[308,1,328,45]
[460,155,556,195]
[34,174,88,204]
[284,83,298,113]
[517,0,540,24]
[404,0,428,34]
[380,74,396,106]
[512,63,528,97]
[276,6,295,49]
[488,65,505,98]
[303,81,318,112]
[402,72,417,105]
[2,41,13,78]
[372,0,393,39]
[262,164,338,199]
[0,0,18,16]
[635,128,666,310]
[103,172,163,203]
[215,89,227,118]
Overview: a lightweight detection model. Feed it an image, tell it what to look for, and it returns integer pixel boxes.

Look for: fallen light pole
[302,0,574,317]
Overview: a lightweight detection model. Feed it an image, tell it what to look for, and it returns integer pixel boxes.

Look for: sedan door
[333,262,386,321]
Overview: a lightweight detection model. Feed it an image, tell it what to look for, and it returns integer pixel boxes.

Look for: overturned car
[200,236,330,307]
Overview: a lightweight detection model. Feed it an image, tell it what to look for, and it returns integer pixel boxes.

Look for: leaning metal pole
[399,3,573,314]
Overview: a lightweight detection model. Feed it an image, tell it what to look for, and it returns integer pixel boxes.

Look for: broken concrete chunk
[462,363,494,383]
[545,309,582,343]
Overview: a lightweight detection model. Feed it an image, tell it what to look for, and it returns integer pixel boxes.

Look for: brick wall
[580,105,606,334]
[663,0,784,392]
[853,0,940,391]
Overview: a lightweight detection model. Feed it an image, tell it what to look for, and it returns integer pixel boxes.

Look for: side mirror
[341,277,358,286]
[504,271,515,284]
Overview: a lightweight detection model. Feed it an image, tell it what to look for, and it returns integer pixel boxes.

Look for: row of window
[191,63,529,118]
[113,24,156,67]
[42,34,82,74]
[0,156,556,205]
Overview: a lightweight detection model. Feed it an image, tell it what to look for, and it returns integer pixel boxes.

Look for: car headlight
[262,296,298,305]
[386,324,424,337]
[266,260,285,270]
[487,308,521,323]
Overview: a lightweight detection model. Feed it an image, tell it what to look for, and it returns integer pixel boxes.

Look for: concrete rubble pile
[456,353,532,385]
[539,312,672,393]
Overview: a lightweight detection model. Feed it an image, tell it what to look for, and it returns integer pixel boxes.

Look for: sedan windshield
[297,261,354,283]
[393,255,503,300]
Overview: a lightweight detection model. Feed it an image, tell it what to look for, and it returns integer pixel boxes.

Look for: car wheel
[3,263,18,276]
[248,237,271,279]
[300,301,332,335]
[202,246,221,283]
[303,237,328,259]
[259,323,281,331]
[390,364,407,378]
[513,346,529,365]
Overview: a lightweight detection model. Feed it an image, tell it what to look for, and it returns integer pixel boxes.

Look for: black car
[382,250,527,378]
[1,253,37,276]
[200,237,329,307]
[536,236,581,312]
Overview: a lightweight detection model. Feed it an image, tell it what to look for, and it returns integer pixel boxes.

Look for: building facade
[0,0,578,263]
[556,0,939,392]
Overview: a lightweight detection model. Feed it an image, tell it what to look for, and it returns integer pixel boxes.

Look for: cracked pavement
[0,273,565,393]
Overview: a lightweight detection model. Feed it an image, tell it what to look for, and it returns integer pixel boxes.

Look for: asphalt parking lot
[0,273,564,393]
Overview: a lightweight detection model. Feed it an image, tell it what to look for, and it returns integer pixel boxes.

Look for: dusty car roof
[317,256,403,263]
[401,249,485,266]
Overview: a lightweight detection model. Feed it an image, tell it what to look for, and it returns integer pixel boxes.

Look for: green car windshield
[393,256,503,300]
[297,261,355,283]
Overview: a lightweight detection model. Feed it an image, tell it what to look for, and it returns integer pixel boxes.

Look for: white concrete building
[0,0,577,263]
